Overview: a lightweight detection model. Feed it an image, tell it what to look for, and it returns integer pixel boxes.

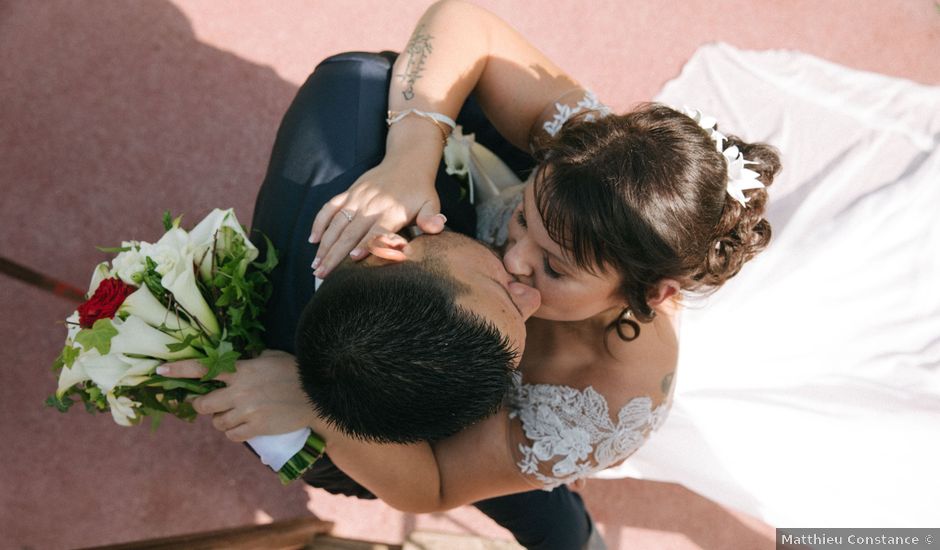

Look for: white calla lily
[78,349,158,394]
[110,315,202,361]
[188,208,258,282]
[65,311,81,343]
[159,249,220,336]
[86,262,112,298]
[56,356,90,397]
[119,285,197,336]
[107,393,141,427]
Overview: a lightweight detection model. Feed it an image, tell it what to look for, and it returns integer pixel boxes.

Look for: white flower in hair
[723,145,763,206]
[680,107,763,206]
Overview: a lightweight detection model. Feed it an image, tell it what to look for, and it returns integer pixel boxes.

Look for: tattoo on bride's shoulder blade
[661,372,674,395]
[398,24,433,101]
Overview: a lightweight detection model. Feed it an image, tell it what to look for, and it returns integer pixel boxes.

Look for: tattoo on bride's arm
[661,372,674,395]
[398,24,433,101]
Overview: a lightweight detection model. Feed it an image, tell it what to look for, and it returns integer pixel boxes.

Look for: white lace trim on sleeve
[509,382,670,489]
[541,90,613,137]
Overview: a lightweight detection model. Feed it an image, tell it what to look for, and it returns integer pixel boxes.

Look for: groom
[248,49,536,491]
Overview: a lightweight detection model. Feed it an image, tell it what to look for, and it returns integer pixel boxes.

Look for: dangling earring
[616,307,641,341]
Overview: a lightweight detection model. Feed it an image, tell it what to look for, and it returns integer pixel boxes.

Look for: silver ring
[339,209,354,222]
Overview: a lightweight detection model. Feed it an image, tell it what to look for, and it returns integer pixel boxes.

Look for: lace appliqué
[542,90,613,137]
[509,382,670,489]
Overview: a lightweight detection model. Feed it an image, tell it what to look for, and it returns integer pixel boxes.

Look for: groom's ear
[365,232,411,264]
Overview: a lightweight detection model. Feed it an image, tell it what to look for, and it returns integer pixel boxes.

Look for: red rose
[77,278,137,328]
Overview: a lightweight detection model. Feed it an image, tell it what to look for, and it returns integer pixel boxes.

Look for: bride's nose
[508,280,541,320]
[503,239,533,282]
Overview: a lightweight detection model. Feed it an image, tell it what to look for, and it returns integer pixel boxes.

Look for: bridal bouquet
[47,208,323,483]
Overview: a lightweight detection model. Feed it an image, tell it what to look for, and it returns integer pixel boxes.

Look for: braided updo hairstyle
[531,102,781,332]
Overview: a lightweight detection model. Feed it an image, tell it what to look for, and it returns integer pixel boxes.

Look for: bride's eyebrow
[523,190,574,269]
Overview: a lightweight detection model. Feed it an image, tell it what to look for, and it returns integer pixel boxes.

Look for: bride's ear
[647,278,680,308]
[366,233,410,263]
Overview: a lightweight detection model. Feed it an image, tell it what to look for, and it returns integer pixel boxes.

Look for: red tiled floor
[2,1,936,548]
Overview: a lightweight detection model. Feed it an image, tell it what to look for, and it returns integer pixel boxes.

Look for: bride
[162,1,780,547]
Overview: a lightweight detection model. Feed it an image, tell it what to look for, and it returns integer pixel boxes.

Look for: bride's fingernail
[350,248,363,258]
[308,234,316,243]
[314,267,324,278]
[437,214,448,224]
[311,257,321,269]
[156,366,169,375]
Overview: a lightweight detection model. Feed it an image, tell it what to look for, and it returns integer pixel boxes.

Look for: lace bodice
[508,377,670,489]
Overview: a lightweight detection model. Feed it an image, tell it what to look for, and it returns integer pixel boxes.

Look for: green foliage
[74,319,118,355]
[162,211,183,231]
[95,245,132,254]
[205,228,277,358]
[199,339,240,380]
[45,394,72,413]
[62,345,80,369]
[142,257,167,302]
[51,350,65,373]
[165,332,198,353]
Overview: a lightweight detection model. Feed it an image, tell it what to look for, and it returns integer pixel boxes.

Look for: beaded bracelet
[386,109,456,143]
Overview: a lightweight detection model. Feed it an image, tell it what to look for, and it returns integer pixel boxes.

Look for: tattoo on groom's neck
[399,24,433,101]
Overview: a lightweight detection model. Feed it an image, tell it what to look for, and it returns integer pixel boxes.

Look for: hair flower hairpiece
[681,107,763,206]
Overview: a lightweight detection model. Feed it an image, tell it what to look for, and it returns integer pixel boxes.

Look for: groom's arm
[160,352,535,513]
[315,407,536,513]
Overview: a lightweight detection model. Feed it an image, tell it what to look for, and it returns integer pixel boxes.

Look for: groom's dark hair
[294,257,517,444]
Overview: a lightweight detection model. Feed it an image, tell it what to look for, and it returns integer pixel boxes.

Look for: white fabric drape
[595,43,940,527]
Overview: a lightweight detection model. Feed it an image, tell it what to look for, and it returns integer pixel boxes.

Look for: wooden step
[402,531,523,550]
[306,535,400,550]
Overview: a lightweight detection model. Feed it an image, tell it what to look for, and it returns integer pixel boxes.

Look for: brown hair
[532,102,781,326]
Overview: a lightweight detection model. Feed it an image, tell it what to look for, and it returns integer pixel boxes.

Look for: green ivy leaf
[74,319,118,355]
[165,333,197,353]
[199,340,240,380]
[253,232,279,274]
[51,350,65,373]
[45,394,73,413]
[62,345,80,369]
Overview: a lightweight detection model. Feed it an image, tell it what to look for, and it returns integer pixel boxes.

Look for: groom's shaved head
[294,245,517,443]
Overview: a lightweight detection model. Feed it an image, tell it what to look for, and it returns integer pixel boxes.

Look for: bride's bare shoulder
[593,314,679,408]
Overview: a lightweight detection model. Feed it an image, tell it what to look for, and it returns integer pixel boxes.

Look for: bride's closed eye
[516,208,564,279]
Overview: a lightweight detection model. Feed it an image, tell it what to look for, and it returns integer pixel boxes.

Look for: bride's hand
[156,349,313,442]
[309,157,446,278]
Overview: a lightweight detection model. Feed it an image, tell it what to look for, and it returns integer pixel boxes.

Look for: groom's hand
[156,350,315,442]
